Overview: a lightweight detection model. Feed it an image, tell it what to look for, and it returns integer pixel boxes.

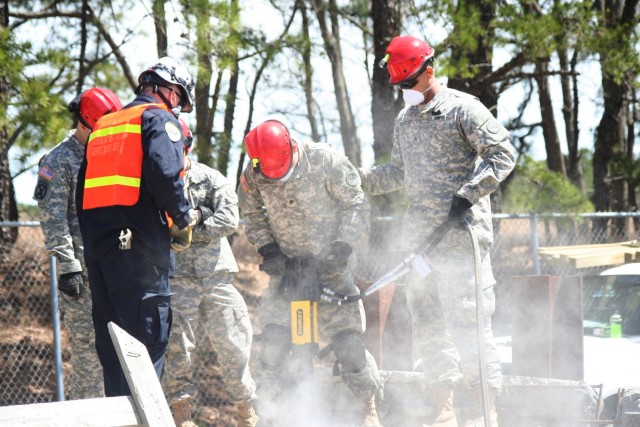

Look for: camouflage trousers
[162,272,256,403]
[59,281,104,399]
[406,243,502,392]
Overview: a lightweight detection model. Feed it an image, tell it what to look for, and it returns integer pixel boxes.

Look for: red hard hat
[69,87,123,130]
[178,117,193,154]
[383,35,435,85]
[244,120,294,180]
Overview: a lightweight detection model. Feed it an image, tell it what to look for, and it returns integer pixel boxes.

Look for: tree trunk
[370,0,401,162]
[628,87,638,215]
[77,0,88,96]
[309,0,360,166]
[593,0,638,213]
[152,0,167,57]
[300,0,320,142]
[217,0,240,176]
[193,0,216,167]
[535,58,566,176]
[553,0,583,190]
[592,0,638,239]
[219,55,238,177]
[236,58,270,189]
[0,2,19,252]
[559,46,583,191]
[369,0,403,216]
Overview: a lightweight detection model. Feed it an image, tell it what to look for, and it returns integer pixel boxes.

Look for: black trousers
[87,248,172,397]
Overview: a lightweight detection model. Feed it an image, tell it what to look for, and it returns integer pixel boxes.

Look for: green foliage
[579,148,594,199]
[611,150,640,191]
[504,156,594,213]
[0,29,23,124]
[595,26,640,84]
[0,29,67,165]
[210,0,242,70]
[3,1,136,176]
[429,0,599,83]
[15,79,69,150]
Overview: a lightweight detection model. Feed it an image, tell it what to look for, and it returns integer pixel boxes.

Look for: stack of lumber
[538,240,640,269]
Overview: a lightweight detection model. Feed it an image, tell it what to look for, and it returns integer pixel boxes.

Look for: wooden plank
[538,240,637,253]
[542,245,635,258]
[561,247,638,259]
[559,247,631,256]
[539,242,640,269]
[569,250,637,269]
[0,396,141,426]
[108,322,174,427]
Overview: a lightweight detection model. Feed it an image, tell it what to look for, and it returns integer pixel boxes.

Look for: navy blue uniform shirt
[77,94,191,268]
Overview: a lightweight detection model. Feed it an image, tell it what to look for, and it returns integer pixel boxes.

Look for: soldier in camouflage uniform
[162,119,258,427]
[237,120,382,427]
[360,36,516,427]
[33,88,122,400]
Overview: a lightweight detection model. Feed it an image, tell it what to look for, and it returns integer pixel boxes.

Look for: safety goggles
[398,77,419,90]
[396,60,431,89]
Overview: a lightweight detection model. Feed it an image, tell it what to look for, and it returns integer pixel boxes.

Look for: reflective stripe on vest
[83,103,168,210]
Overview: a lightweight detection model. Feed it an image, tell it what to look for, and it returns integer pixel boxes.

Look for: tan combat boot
[359,394,383,427]
[462,388,498,427]
[169,398,198,427]
[424,388,458,427]
[236,400,259,427]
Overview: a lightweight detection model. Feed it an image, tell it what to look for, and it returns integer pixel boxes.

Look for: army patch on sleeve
[38,165,56,181]
[239,173,251,193]
[33,179,50,201]
[346,172,360,187]
[165,122,182,142]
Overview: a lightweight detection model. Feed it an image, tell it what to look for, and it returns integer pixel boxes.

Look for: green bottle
[609,311,622,338]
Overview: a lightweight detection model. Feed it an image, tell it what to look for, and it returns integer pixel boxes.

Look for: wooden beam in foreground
[0,396,141,426]
[107,322,174,427]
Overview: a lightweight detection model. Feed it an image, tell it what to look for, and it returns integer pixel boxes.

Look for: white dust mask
[402,81,436,106]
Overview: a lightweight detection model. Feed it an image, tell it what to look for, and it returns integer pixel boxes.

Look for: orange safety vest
[83,103,178,213]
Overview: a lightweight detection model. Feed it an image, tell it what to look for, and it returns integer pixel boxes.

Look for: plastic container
[609,311,622,338]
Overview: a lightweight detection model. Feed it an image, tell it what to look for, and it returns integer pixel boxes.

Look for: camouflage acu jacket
[360,88,516,250]
[238,141,369,258]
[34,130,85,275]
[173,159,239,277]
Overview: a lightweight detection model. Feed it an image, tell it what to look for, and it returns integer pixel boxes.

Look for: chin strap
[152,84,174,112]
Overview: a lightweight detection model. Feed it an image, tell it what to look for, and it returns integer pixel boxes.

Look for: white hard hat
[137,56,195,113]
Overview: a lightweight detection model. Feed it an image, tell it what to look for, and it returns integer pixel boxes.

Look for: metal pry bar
[321,221,454,304]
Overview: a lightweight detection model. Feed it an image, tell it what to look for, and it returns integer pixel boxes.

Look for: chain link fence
[1,212,638,425]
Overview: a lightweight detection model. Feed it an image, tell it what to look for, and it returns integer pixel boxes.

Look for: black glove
[197,206,214,224]
[58,272,83,298]
[319,241,354,279]
[258,242,287,276]
[447,195,473,226]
